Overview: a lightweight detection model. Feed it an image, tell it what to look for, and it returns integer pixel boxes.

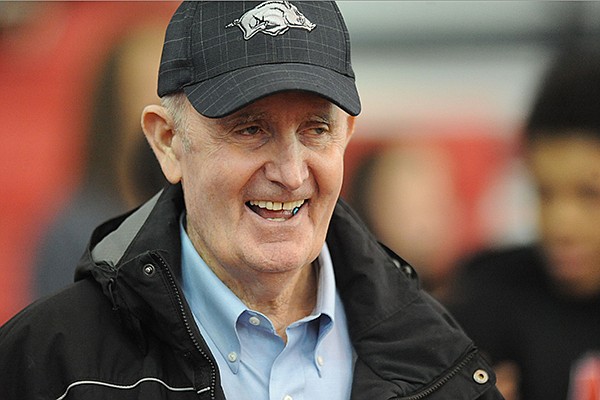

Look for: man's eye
[305,125,329,136]
[242,126,261,135]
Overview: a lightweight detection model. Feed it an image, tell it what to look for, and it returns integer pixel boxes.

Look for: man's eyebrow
[303,109,337,126]
[216,111,268,129]
[214,107,336,128]
[310,112,334,123]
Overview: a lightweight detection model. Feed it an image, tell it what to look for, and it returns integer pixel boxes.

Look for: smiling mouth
[246,200,305,221]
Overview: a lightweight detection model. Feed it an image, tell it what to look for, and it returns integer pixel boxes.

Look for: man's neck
[213,261,318,342]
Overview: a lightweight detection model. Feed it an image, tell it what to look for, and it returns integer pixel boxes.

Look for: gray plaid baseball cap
[157,1,361,118]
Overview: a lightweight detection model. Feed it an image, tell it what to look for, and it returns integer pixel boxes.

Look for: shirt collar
[312,243,336,323]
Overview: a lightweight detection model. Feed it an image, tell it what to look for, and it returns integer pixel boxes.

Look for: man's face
[175,91,353,281]
[528,134,600,297]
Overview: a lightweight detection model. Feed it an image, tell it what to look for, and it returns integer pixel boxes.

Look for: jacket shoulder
[1,277,112,337]
[0,278,121,399]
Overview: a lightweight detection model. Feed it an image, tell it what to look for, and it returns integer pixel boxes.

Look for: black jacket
[0,184,503,399]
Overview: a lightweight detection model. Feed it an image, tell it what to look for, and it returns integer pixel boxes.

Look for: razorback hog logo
[226,1,316,40]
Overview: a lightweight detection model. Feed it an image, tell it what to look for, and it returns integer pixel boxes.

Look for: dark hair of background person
[86,41,166,201]
[525,46,600,143]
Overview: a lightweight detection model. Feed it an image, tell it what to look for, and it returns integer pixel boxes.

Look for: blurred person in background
[347,142,463,302]
[447,47,600,400]
[32,24,167,298]
[0,1,176,324]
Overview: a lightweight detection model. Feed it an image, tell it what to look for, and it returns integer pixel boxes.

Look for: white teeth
[249,199,305,211]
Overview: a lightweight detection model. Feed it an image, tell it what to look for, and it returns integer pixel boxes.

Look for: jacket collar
[75,184,194,356]
[327,200,483,398]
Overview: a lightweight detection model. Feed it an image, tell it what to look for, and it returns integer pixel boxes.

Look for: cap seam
[184,61,356,88]
[331,2,352,74]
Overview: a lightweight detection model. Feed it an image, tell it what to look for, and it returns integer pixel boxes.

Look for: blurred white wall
[338,1,600,248]
[338,1,600,135]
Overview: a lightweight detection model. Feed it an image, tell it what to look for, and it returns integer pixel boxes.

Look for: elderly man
[0,2,502,399]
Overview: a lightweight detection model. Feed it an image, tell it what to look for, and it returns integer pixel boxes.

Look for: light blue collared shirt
[180,218,353,400]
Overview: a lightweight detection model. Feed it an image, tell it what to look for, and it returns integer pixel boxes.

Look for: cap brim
[183,63,361,118]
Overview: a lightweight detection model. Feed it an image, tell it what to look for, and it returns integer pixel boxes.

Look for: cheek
[181,152,263,217]
[179,158,227,219]
[310,153,346,225]
[314,154,345,199]
[181,147,250,186]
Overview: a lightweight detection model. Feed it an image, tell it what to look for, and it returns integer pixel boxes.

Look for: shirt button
[283,396,293,400]
[227,352,238,362]
[249,316,261,326]
[317,355,324,366]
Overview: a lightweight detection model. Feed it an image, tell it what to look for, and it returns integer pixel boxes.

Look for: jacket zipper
[154,252,218,399]
[395,348,477,400]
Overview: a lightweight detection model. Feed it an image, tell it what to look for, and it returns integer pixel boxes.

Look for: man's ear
[345,115,356,145]
[141,105,183,184]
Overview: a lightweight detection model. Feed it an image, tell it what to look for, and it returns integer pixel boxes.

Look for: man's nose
[264,138,309,190]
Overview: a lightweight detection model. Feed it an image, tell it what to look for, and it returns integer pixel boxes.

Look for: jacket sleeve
[0,301,55,399]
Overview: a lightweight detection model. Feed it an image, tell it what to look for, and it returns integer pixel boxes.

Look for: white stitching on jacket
[55,377,208,399]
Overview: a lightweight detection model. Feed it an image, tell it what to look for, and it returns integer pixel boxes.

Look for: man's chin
[242,242,319,273]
